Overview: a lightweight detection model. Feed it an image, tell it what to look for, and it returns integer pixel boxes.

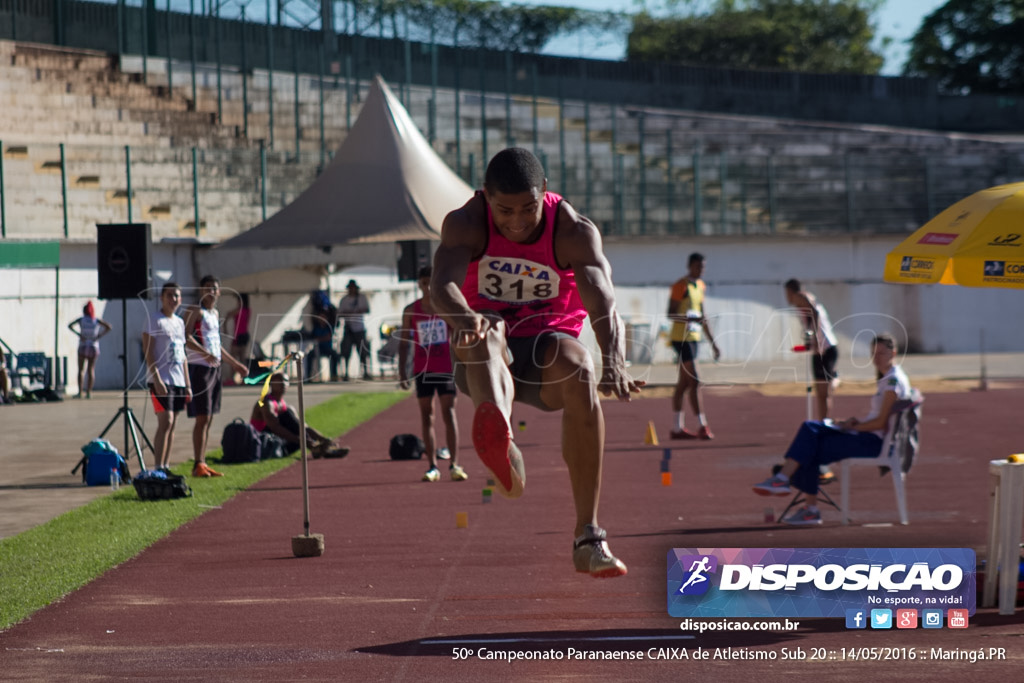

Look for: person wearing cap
[68,301,112,399]
[337,279,371,381]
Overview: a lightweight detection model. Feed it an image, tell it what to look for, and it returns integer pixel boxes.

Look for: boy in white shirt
[143,282,192,472]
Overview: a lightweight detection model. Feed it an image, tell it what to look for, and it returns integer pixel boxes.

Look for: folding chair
[13,352,49,393]
[840,390,924,526]
[777,472,840,522]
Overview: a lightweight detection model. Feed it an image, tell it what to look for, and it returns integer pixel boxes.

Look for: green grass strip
[0,391,406,631]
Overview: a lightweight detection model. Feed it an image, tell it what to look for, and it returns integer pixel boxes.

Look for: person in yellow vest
[667,253,720,439]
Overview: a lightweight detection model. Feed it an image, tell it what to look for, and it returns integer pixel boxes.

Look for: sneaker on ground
[781,505,822,526]
[752,476,791,496]
[436,447,451,461]
[450,464,468,481]
[471,401,525,498]
[669,428,698,440]
[192,462,223,478]
[572,524,628,578]
[422,467,440,482]
[697,426,714,440]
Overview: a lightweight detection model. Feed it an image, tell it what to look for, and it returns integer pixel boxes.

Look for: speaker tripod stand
[97,298,152,473]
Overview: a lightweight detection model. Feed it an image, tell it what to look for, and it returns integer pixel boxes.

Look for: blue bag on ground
[80,439,129,486]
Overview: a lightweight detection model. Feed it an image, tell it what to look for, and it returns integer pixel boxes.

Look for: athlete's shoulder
[444,192,486,227]
[442,193,487,250]
[554,199,601,248]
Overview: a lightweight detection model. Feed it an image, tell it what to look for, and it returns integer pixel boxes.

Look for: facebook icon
[845,609,867,629]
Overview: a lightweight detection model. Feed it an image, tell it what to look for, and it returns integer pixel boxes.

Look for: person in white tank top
[785,279,839,421]
[67,301,112,399]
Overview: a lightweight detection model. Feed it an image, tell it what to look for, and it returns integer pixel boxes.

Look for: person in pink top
[398,266,467,483]
[432,147,643,579]
[249,373,345,457]
[223,292,251,384]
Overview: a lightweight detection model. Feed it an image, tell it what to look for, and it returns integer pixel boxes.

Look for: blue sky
[516,0,947,75]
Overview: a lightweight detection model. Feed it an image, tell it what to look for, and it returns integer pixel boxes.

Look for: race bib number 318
[478,257,560,304]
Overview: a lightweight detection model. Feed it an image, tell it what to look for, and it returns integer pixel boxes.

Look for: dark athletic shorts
[672,340,699,364]
[187,364,222,417]
[454,331,576,412]
[415,372,457,398]
[149,384,187,414]
[812,346,839,382]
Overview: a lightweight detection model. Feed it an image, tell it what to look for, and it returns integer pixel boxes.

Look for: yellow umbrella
[884,181,1024,288]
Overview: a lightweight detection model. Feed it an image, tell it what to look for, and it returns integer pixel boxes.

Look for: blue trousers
[785,421,882,495]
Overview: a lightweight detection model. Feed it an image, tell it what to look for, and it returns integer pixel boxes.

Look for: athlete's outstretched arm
[431,198,490,343]
[557,205,643,400]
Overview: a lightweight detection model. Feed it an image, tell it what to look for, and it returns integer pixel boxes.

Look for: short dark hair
[199,274,219,288]
[161,281,180,295]
[688,253,705,266]
[417,265,432,279]
[784,278,801,292]
[484,148,545,195]
[873,333,897,352]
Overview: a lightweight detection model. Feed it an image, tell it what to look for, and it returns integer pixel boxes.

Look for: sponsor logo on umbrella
[984,261,1005,276]
[989,233,1021,247]
[949,210,971,226]
[900,257,934,273]
[918,232,958,245]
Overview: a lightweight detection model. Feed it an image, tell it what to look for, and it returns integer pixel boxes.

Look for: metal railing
[2,132,1020,241]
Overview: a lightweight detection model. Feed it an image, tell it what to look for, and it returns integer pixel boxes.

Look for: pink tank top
[460,191,585,337]
[251,395,286,432]
[409,299,453,374]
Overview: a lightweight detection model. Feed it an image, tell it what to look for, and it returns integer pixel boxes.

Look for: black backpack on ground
[221,418,262,463]
[133,471,192,500]
[389,433,425,460]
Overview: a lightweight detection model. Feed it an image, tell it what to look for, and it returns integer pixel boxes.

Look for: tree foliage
[342,0,627,54]
[904,0,1024,94]
[626,0,885,74]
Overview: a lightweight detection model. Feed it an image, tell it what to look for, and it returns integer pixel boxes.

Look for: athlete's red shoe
[471,402,525,499]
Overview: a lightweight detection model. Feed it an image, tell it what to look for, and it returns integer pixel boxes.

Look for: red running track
[1,386,1021,681]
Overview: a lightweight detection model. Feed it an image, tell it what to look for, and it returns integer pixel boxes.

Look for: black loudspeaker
[396,240,433,282]
[97,223,153,300]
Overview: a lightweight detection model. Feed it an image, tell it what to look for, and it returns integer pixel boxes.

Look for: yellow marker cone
[644,421,659,446]
[661,472,672,486]
[456,511,469,528]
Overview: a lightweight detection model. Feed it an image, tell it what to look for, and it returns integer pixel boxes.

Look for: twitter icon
[870,609,893,629]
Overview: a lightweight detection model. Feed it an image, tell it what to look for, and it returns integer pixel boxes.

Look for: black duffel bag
[133,470,193,500]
